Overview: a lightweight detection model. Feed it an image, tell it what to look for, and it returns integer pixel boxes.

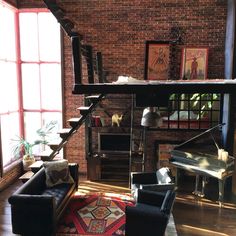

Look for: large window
[0,1,62,173]
[159,93,221,130]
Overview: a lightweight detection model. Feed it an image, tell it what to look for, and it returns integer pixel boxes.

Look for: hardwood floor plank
[1,177,236,236]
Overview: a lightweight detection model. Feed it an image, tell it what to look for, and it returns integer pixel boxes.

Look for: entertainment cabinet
[86,94,144,182]
[87,127,144,182]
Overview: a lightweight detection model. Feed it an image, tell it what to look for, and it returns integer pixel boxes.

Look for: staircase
[43,94,105,161]
[19,93,105,181]
[26,0,107,164]
[41,0,111,160]
[38,1,131,183]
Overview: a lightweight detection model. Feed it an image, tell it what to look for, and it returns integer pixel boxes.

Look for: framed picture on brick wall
[144,41,172,80]
[180,47,209,80]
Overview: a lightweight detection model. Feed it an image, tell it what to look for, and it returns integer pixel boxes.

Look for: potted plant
[12,121,57,171]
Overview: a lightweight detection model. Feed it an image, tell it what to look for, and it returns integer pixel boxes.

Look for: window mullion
[15,10,24,138]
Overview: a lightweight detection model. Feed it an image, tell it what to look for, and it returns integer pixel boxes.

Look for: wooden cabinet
[85,94,144,181]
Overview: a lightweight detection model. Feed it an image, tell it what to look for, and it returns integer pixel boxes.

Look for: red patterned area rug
[56,194,134,236]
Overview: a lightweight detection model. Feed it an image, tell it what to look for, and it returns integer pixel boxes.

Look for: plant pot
[23,156,35,171]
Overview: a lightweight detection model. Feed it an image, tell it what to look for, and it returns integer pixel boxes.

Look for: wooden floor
[1,176,236,236]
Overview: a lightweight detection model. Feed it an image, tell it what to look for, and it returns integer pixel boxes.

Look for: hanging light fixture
[141,107,162,127]
[140,107,162,172]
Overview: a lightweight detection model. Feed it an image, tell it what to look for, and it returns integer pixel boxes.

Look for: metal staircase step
[77,106,91,116]
[19,171,34,183]
[29,160,43,173]
[68,117,83,128]
[37,150,62,161]
[48,140,65,151]
[85,94,103,103]
[37,150,54,161]
[58,128,74,139]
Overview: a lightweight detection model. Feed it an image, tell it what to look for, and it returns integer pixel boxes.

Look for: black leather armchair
[8,163,78,236]
[131,167,175,200]
[125,189,176,236]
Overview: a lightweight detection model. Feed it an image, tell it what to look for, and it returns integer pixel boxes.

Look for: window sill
[2,159,22,176]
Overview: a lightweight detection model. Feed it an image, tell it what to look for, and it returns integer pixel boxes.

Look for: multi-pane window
[0,2,20,168]
[0,1,62,172]
[19,11,62,151]
[159,93,221,130]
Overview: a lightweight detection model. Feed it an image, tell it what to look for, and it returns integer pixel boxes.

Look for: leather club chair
[130,167,175,200]
[125,189,176,236]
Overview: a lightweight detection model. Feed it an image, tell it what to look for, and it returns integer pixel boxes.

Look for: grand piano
[169,124,235,206]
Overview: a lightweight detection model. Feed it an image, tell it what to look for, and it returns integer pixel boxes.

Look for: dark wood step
[85,94,103,103]
[29,161,43,173]
[58,128,74,139]
[77,106,91,116]
[19,171,34,183]
[48,140,65,151]
[37,150,53,161]
[68,117,83,128]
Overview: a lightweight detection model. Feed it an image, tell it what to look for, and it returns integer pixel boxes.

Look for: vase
[22,156,35,172]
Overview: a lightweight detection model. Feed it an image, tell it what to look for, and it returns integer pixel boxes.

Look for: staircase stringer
[47,94,105,161]
[43,0,108,85]
[43,0,80,38]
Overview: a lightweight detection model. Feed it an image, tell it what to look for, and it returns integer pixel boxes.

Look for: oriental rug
[56,194,133,236]
[56,193,178,236]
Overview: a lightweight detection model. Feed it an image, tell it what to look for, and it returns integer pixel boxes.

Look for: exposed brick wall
[17,0,45,8]
[4,0,17,7]
[59,0,227,80]
[59,0,227,172]
[14,1,228,174]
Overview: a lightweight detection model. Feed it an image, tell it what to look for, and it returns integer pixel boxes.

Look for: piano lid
[170,123,235,172]
[174,123,225,155]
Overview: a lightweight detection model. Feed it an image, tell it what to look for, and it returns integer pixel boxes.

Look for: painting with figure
[180,47,208,80]
[144,41,171,80]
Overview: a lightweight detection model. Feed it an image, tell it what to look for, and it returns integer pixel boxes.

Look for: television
[98,133,131,154]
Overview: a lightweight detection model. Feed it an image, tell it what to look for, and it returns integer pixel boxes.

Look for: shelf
[73,80,236,95]
[90,126,142,129]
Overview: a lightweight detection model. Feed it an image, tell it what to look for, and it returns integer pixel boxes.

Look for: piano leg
[201,176,207,197]
[174,168,179,189]
[193,174,200,195]
[193,175,206,197]
[218,179,225,207]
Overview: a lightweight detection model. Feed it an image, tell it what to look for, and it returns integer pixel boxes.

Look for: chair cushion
[43,160,74,187]
[156,167,172,184]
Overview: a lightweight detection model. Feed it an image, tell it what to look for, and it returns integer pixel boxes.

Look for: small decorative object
[218,148,229,161]
[112,114,123,127]
[144,40,172,80]
[218,148,224,160]
[180,47,208,80]
[12,121,57,171]
[91,116,102,127]
[221,151,229,162]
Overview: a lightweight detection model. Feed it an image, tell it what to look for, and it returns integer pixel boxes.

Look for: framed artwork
[180,47,209,80]
[144,41,171,80]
